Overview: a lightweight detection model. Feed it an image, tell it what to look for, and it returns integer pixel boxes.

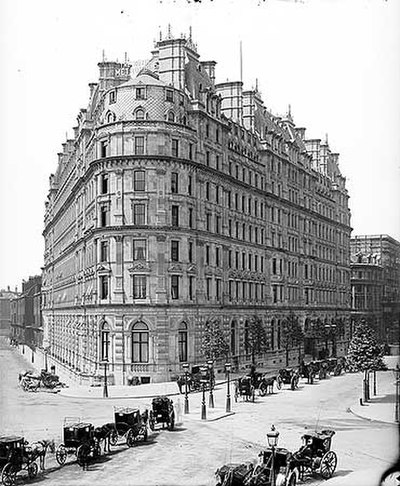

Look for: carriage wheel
[109,429,119,446]
[1,463,17,486]
[275,378,282,390]
[55,444,67,466]
[76,443,90,467]
[287,472,297,486]
[258,385,266,396]
[251,388,255,402]
[28,462,38,479]
[168,413,175,431]
[126,429,135,447]
[319,451,337,479]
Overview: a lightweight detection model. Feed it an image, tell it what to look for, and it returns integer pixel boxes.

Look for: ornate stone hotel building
[42,31,352,384]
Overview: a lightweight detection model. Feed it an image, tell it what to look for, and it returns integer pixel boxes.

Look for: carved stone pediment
[128,262,151,273]
[168,263,183,273]
[187,264,197,274]
[215,267,223,277]
[97,264,111,274]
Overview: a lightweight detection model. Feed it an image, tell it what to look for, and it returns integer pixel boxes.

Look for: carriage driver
[292,436,314,467]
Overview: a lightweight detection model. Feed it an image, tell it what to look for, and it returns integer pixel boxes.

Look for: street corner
[324,468,386,486]
[349,398,397,425]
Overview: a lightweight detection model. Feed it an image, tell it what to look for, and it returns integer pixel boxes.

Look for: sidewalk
[349,369,398,424]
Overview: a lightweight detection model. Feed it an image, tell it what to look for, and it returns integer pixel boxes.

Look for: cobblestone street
[1,338,397,486]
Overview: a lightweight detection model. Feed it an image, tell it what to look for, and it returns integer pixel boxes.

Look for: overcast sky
[0,0,399,291]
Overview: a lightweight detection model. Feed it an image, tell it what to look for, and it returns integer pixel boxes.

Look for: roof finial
[189,25,192,40]
[288,104,291,117]
[124,51,128,64]
[102,49,106,62]
[159,27,162,42]
[325,133,329,145]
[255,78,258,92]
[168,24,172,39]
[240,40,243,83]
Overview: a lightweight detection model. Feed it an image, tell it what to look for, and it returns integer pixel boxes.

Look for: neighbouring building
[10,276,42,347]
[350,234,400,344]
[0,286,20,336]
[42,30,352,385]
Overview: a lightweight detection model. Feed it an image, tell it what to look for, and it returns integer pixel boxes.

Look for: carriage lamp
[225,363,232,413]
[182,362,190,414]
[200,366,208,420]
[207,360,215,409]
[267,425,280,486]
[101,358,109,398]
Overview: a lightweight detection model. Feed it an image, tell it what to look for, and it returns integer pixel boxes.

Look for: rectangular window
[215,215,221,234]
[100,276,109,299]
[133,239,146,260]
[178,329,188,362]
[100,206,109,227]
[166,89,174,102]
[171,275,179,299]
[188,175,192,195]
[216,279,221,300]
[206,151,210,166]
[109,91,116,104]
[133,204,145,225]
[171,172,179,193]
[272,285,278,303]
[133,170,145,191]
[189,208,193,228]
[216,247,220,267]
[235,251,239,269]
[228,250,232,268]
[189,276,194,300]
[172,139,179,157]
[206,278,212,300]
[101,174,109,194]
[206,213,211,231]
[133,275,147,299]
[136,87,146,100]
[205,245,210,265]
[189,144,193,161]
[172,205,179,227]
[171,240,179,261]
[100,241,108,262]
[216,154,220,170]
[101,141,108,158]
[135,137,145,155]
[228,219,232,237]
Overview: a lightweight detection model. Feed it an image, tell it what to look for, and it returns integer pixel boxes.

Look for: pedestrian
[175,397,183,425]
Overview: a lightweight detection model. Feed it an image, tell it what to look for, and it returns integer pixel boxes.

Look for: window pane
[134,204,145,225]
[134,171,145,191]
[133,239,146,260]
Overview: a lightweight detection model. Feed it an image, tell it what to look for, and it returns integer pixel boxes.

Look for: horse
[93,423,115,453]
[29,439,55,471]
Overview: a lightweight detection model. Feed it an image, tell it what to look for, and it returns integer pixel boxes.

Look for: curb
[348,406,396,425]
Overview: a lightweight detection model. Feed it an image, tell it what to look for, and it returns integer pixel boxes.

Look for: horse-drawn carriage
[19,369,64,392]
[55,418,101,468]
[215,447,298,486]
[291,429,337,480]
[254,371,283,396]
[177,365,214,393]
[235,376,255,402]
[109,407,149,447]
[278,368,300,390]
[0,436,39,486]
[149,396,175,431]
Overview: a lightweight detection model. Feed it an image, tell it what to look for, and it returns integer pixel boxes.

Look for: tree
[346,319,387,372]
[281,314,304,366]
[243,315,269,365]
[200,316,229,361]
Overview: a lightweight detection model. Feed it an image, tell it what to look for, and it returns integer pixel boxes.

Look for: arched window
[178,322,188,362]
[135,108,145,121]
[106,111,116,123]
[131,322,149,363]
[230,320,236,355]
[271,319,275,350]
[101,322,111,361]
[167,111,175,122]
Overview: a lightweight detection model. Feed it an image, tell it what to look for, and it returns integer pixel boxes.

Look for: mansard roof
[119,71,167,89]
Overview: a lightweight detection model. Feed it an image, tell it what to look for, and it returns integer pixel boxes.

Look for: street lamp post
[207,359,214,408]
[225,362,231,413]
[183,362,190,414]
[200,366,208,420]
[44,346,49,372]
[266,425,280,486]
[102,358,109,398]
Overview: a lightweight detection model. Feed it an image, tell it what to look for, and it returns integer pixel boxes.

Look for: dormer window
[135,108,145,121]
[106,111,116,123]
[109,91,116,104]
[136,87,146,100]
[166,89,174,102]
